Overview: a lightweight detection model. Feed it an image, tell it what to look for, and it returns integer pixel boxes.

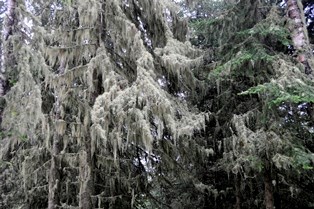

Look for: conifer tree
[1,0,206,208]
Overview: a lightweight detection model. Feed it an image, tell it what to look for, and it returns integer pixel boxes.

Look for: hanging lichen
[0,0,208,208]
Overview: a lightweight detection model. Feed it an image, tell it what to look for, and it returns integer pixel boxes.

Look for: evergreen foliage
[0,0,313,209]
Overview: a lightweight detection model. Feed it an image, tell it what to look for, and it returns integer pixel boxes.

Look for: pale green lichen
[0,0,208,207]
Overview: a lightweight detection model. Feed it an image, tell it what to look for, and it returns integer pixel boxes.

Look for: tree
[1,0,205,208]
[188,0,314,208]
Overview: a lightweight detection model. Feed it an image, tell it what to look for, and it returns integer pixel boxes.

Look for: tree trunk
[4,0,16,41]
[79,137,94,209]
[287,0,312,74]
[235,174,241,209]
[264,161,274,209]
[48,134,61,209]
[48,100,64,209]
[274,173,281,209]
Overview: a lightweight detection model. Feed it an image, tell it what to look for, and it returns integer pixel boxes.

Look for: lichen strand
[1,45,46,153]
[90,0,207,159]
[220,113,285,175]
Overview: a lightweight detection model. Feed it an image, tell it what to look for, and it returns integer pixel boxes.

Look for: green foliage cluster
[235,18,291,46]
[209,48,275,78]
[193,1,314,208]
[292,147,314,170]
[240,82,314,106]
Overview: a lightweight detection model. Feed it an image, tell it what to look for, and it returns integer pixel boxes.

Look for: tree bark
[4,0,16,41]
[287,0,312,74]
[235,174,241,209]
[264,161,274,209]
[48,134,61,209]
[274,173,281,209]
